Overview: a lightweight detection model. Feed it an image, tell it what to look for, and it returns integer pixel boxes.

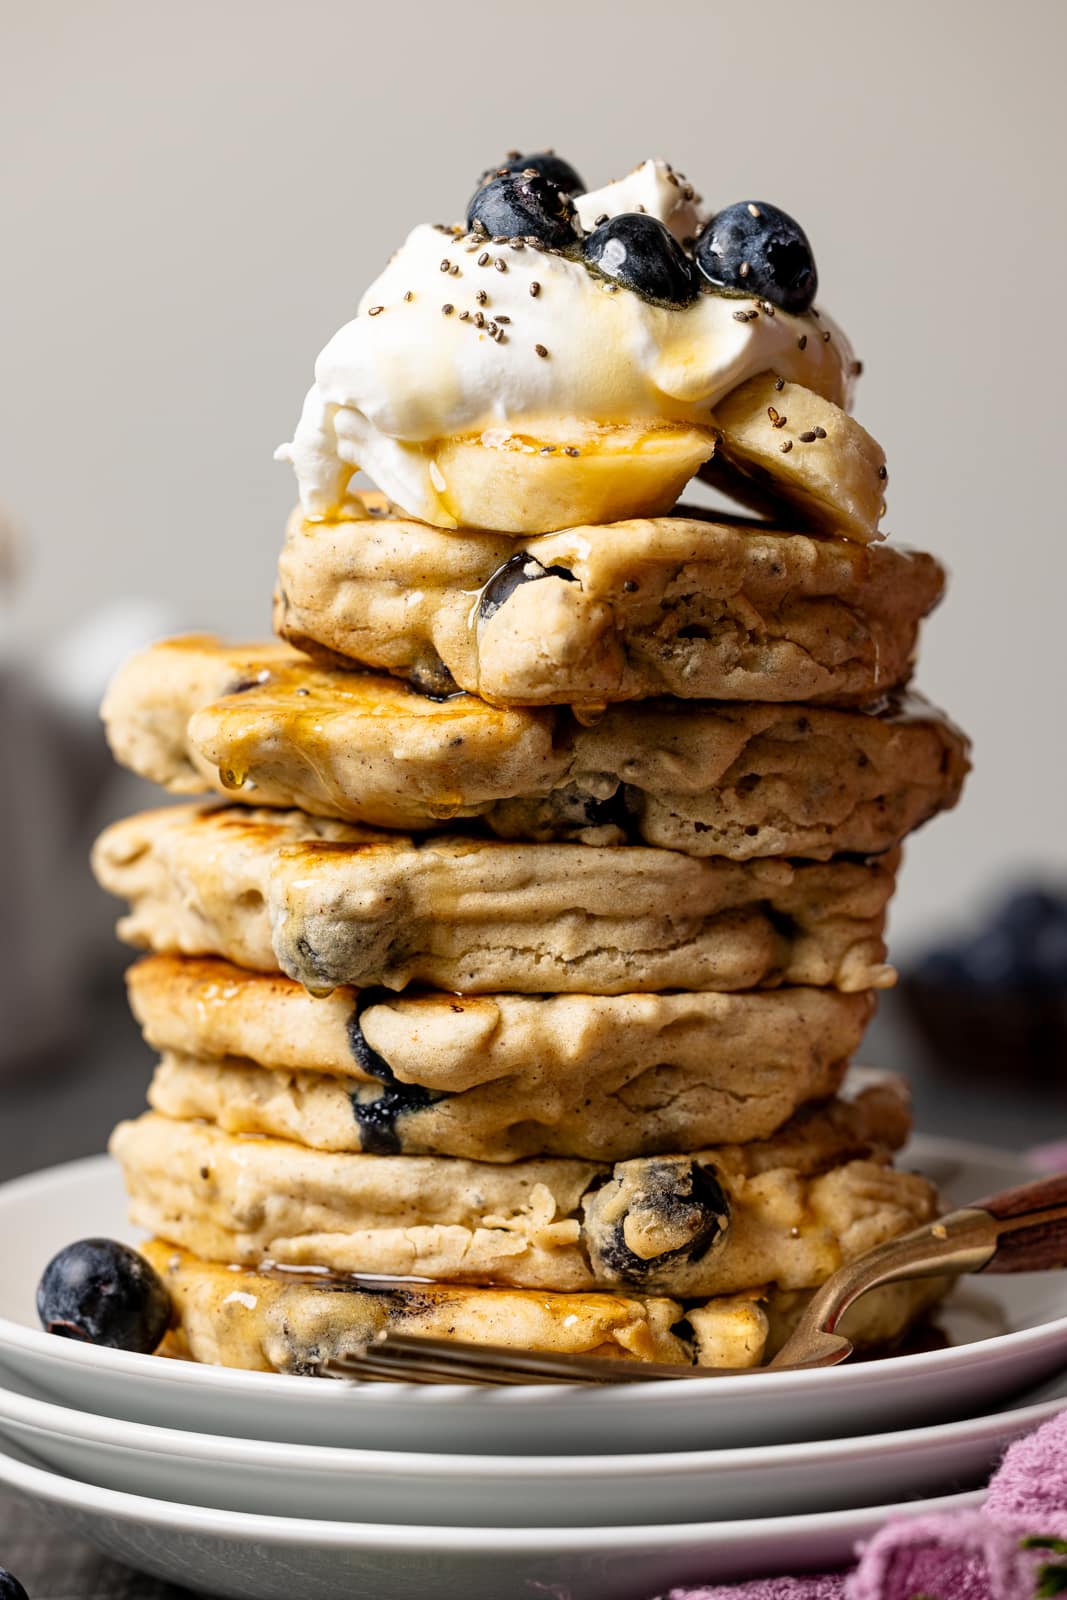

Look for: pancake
[274,496,944,707]
[144,1240,754,1371]
[111,1083,935,1297]
[93,804,899,996]
[102,636,968,858]
[131,955,870,1161]
[145,1240,946,1375]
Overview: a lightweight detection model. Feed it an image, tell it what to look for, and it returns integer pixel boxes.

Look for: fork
[319,1172,1067,1385]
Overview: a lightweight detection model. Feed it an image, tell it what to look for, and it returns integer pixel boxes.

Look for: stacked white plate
[0,1139,1064,1600]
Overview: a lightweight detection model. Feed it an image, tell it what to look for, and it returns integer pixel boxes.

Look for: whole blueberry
[480,151,585,195]
[695,201,817,314]
[0,1571,28,1600]
[582,213,697,307]
[466,170,580,248]
[957,929,1025,988]
[995,887,1067,938]
[913,948,974,988]
[1026,917,1067,986]
[37,1238,171,1353]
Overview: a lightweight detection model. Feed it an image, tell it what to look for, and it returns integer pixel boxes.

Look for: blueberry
[911,880,1067,991]
[913,948,973,988]
[582,213,697,307]
[995,888,1067,938]
[581,789,632,830]
[956,929,1022,988]
[346,990,445,1155]
[586,1159,730,1285]
[404,656,460,700]
[37,1239,171,1353]
[1026,917,1067,986]
[349,1082,440,1155]
[695,201,817,314]
[466,170,579,248]
[477,553,577,625]
[480,151,585,195]
[0,1571,28,1600]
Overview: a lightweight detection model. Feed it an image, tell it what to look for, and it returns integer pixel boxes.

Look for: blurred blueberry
[995,888,1066,938]
[1030,918,1067,985]
[913,948,975,987]
[960,928,1031,987]
[912,880,1067,990]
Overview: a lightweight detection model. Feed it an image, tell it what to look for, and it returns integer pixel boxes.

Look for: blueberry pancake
[143,1239,762,1370]
[110,1082,935,1297]
[92,804,899,996]
[103,636,968,858]
[274,497,944,707]
[145,1239,945,1374]
[130,956,870,1161]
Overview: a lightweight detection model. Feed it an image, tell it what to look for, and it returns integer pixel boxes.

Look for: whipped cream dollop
[575,159,704,244]
[278,160,857,528]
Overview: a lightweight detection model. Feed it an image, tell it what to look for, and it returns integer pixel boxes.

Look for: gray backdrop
[3,0,1065,949]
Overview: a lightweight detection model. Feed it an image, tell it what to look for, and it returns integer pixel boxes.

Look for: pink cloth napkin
[657,1407,1067,1600]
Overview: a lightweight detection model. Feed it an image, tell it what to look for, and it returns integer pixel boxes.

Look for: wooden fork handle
[973,1172,1067,1274]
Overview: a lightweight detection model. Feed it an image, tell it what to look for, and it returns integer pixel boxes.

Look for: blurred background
[1,0,1064,1173]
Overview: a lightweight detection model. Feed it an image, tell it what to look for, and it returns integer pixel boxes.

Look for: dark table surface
[0,1490,196,1598]
[0,984,1064,1598]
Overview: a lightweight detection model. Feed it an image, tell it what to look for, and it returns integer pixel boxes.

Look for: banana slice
[427,422,714,534]
[711,376,887,543]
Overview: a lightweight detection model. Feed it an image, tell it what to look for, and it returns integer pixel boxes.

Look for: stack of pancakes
[92,480,968,1373]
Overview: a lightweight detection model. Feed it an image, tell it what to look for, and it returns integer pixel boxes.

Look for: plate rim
[0,1360,1061,1479]
[0,1141,1062,1412]
[0,1440,986,1550]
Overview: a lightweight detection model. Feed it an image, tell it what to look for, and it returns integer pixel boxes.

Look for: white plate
[0,1362,1060,1526]
[0,1143,1063,1455]
[0,1442,984,1599]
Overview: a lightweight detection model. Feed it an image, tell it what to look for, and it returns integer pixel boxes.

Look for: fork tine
[328,1333,747,1385]
[321,1329,858,1384]
[377,1333,720,1382]
[320,1336,846,1385]
[321,1352,486,1385]
[326,1350,550,1388]
[323,1349,568,1385]
[364,1337,608,1383]
[327,1363,483,1388]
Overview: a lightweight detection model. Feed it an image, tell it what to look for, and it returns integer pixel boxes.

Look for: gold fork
[319,1172,1067,1385]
